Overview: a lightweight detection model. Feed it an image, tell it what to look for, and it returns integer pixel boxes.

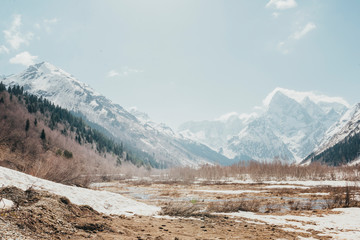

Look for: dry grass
[288,200,316,211]
[207,199,261,213]
[160,202,204,217]
[264,204,282,213]
[163,161,360,183]
[325,186,360,209]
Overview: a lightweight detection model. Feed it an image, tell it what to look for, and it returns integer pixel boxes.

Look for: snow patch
[0,167,160,216]
[0,198,14,210]
[194,189,263,194]
[225,208,360,239]
[263,185,310,189]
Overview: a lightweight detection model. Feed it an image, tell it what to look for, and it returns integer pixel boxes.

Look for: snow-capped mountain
[302,103,360,165]
[179,88,349,163]
[178,112,256,157]
[2,62,230,167]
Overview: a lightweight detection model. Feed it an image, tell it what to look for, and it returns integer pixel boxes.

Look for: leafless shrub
[160,190,181,198]
[160,202,203,217]
[275,188,297,195]
[163,161,360,183]
[303,200,314,210]
[207,199,260,213]
[289,200,315,211]
[264,203,282,213]
[325,186,360,209]
[131,180,152,186]
[289,201,301,211]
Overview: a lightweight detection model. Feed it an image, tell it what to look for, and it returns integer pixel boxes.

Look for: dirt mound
[0,186,110,239]
[0,186,40,207]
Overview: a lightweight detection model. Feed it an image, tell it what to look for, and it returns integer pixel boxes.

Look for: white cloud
[3,14,33,49]
[290,22,317,40]
[107,67,143,78]
[277,22,317,54]
[122,66,143,76]
[277,41,289,54]
[44,18,58,24]
[43,18,58,33]
[107,70,120,77]
[34,18,59,33]
[215,112,239,122]
[9,51,38,66]
[272,12,280,18]
[266,0,297,10]
[215,112,258,122]
[263,87,350,107]
[0,45,9,54]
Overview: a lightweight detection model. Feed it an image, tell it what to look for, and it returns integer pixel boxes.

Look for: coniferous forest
[0,82,159,185]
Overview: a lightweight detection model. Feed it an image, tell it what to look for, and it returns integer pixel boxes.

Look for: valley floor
[1,166,360,239]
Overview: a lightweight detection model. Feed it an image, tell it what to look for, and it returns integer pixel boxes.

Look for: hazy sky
[1,0,359,128]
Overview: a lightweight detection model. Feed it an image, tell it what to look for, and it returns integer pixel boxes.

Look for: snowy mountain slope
[2,62,230,167]
[0,166,159,216]
[303,103,360,165]
[315,103,360,153]
[178,113,256,155]
[227,117,295,161]
[180,88,349,163]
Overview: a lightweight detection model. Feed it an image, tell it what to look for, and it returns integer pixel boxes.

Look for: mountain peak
[263,87,350,108]
[267,90,300,112]
[26,62,71,77]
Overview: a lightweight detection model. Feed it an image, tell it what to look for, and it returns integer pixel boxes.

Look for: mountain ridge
[2,62,231,167]
[179,87,349,163]
[302,103,360,165]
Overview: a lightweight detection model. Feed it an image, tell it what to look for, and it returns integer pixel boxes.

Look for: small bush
[160,202,202,217]
[264,204,281,213]
[207,199,260,213]
[55,149,62,156]
[325,186,360,209]
[63,150,73,159]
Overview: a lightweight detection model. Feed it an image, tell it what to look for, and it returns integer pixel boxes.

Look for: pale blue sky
[0,0,359,128]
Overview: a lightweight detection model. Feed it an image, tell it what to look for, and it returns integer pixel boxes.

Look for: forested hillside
[304,130,360,166]
[0,82,154,185]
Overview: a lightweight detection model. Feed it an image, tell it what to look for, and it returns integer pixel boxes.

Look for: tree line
[0,82,158,167]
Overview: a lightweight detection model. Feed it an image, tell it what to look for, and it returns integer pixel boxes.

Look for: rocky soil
[0,186,319,240]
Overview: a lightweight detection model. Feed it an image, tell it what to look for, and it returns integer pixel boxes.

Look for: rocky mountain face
[302,103,360,166]
[1,62,230,167]
[179,88,349,163]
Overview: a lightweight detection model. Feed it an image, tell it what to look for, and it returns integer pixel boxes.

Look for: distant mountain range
[302,103,360,166]
[1,62,231,167]
[179,88,350,163]
[2,62,359,166]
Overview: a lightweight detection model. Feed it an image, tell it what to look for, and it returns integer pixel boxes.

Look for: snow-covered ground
[0,167,160,216]
[194,189,263,194]
[262,185,310,189]
[225,208,360,240]
[227,179,359,187]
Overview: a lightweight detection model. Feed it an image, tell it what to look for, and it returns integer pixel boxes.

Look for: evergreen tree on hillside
[25,119,30,136]
[0,84,158,168]
[40,129,46,141]
[0,82,5,92]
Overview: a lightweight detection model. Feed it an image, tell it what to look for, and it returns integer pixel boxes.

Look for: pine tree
[0,82,5,92]
[40,129,46,140]
[34,118,38,127]
[25,119,30,136]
